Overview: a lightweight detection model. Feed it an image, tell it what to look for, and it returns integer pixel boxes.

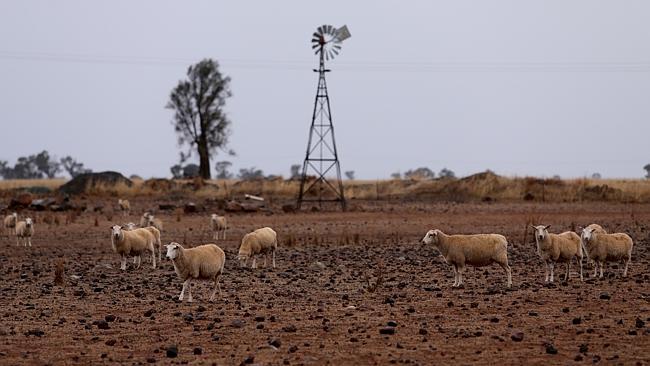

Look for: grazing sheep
[15,218,34,247]
[110,225,156,270]
[118,199,131,217]
[139,212,151,228]
[143,226,163,262]
[581,226,633,278]
[4,212,18,236]
[210,214,227,240]
[238,227,278,269]
[147,215,163,232]
[421,229,512,288]
[531,225,583,282]
[165,242,225,302]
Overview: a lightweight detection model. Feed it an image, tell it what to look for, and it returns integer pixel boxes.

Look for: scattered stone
[635,318,645,328]
[599,292,611,300]
[380,327,395,335]
[387,320,398,327]
[193,347,202,355]
[144,309,155,317]
[545,343,558,354]
[269,339,282,348]
[418,328,428,335]
[96,320,109,330]
[243,355,254,364]
[572,317,582,325]
[511,331,524,342]
[105,339,116,346]
[231,319,245,328]
[105,314,116,322]
[166,345,178,358]
[282,324,297,333]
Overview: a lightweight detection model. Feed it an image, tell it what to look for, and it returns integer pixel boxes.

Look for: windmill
[296,25,351,210]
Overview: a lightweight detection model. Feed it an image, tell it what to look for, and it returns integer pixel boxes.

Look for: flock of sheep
[3,198,635,302]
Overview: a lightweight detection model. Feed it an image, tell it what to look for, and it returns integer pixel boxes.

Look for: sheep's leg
[133,257,138,264]
[272,250,276,269]
[186,280,193,303]
[120,254,127,271]
[549,262,555,283]
[623,259,630,277]
[564,262,570,282]
[209,276,221,301]
[251,257,257,269]
[579,258,583,281]
[179,280,189,301]
[28,237,32,247]
[264,255,268,268]
[543,262,549,283]
[500,262,512,288]
[151,247,156,269]
[451,265,458,287]
[599,261,604,278]
[457,266,464,287]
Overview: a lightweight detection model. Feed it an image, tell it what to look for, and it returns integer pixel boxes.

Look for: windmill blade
[317,25,325,35]
[312,43,320,49]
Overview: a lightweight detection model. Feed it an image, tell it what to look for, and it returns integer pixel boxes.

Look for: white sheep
[143,225,163,262]
[118,199,131,217]
[110,225,156,270]
[165,242,226,302]
[210,214,227,240]
[3,212,18,236]
[238,227,278,269]
[421,229,512,288]
[531,225,583,282]
[581,226,633,278]
[139,212,151,228]
[147,215,163,232]
[580,223,607,275]
[15,218,34,247]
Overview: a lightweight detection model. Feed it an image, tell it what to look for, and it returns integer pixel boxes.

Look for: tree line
[0,151,90,179]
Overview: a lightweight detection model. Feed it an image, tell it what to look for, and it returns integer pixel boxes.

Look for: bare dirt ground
[1,201,649,365]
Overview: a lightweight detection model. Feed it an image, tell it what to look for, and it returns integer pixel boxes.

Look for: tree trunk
[198,138,211,179]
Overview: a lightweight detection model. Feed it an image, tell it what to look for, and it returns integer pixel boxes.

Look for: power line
[1,51,650,72]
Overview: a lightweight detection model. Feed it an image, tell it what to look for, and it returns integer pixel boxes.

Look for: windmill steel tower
[297,25,351,210]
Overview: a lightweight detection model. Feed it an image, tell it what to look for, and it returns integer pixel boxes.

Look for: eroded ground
[1,201,649,365]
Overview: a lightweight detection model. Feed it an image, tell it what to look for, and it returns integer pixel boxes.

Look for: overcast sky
[1,1,649,179]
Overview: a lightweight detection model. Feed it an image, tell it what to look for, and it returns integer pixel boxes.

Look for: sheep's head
[211,213,218,220]
[142,212,150,219]
[124,222,137,230]
[531,225,551,242]
[25,218,33,228]
[147,216,155,225]
[581,227,595,243]
[12,212,17,219]
[110,225,123,241]
[421,229,440,246]
[166,242,182,260]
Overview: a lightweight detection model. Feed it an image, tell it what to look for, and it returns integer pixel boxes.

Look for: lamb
[238,227,278,269]
[531,225,583,282]
[4,212,18,236]
[15,218,34,247]
[210,214,227,240]
[118,199,131,217]
[581,225,633,278]
[139,212,151,227]
[110,225,156,270]
[421,229,512,288]
[147,215,163,232]
[165,242,225,302]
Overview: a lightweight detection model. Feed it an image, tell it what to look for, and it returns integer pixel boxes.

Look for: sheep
[581,226,633,278]
[210,214,227,240]
[139,212,151,228]
[165,242,225,302]
[580,223,607,275]
[421,229,512,288]
[110,225,156,270]
[531,225,583,282]
[15,218,34,247]
[238,227,278,269]
[147,215,163,232]
[143,226,163,262]
[118,199,131,217]
[3,212,18,236]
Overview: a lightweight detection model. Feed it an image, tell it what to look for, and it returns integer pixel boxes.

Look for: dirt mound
[58,171,132,195]
[143,178,179,191]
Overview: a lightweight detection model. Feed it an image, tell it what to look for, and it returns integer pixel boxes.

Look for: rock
[184,202,198,214]
[243,355,255,364]
[105,339,116,346]
[289,345,298,353]
[183,314,194,323]
[146,357,156,363]
[95,320,109,330]
[269,339,282,348]
[159,204,176,211]
[254,316,265,322]
[282,324,297,333]
[105,314,116,322]
[387,320,398,327]
[579,344,588,354]
[418,328,428,335]
[312,261,326,270]
[572,317,582,325]
[231,319,245,328]
[193,347,202,355]
[166,345,178,358]
[59,171,132,195]
[144,309,155,317]
[636,318,645,328]
[545,343,558,354]
[599,292,611,300]
[379,327,395,335]
[30,198,56,211]
[511,331,524,342]
[25,329,44,337]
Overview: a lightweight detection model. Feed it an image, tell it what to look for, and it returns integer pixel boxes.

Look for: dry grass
[2,174,650,203]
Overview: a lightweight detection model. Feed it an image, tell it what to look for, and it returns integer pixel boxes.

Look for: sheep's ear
[544,225,551,230]
[529,225,536,230]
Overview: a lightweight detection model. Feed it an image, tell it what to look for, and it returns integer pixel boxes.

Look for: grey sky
[1,1,649,179]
